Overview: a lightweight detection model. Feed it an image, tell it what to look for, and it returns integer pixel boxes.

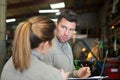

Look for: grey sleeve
[69,70,79,78]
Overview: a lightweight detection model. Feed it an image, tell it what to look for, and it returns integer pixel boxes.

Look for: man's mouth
[62,36,67,41]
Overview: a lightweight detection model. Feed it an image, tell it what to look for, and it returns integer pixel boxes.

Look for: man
[42,9,91,78]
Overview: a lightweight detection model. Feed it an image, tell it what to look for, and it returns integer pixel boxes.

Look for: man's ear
[55,22,57,26]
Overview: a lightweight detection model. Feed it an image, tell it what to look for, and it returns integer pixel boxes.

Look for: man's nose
[64,29,69,36]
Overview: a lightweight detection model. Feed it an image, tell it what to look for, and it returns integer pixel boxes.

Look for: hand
[60,69,70,80]
[77,67,91,78]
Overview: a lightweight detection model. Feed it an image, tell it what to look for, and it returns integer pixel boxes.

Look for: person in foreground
[1,16,69,80]
[42,9,91,78]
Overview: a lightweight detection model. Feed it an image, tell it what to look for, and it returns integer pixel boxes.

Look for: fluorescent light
[6,18,16,23]
[39,9,60,13]
[75,34,87,39]
[56,12,61,15]
[50,2,65,9]
[51,19,57,22]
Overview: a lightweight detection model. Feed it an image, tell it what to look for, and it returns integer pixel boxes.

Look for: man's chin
[60,40,67,43]
[58,38,68,43]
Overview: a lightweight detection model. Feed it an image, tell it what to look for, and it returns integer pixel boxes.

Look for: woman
[1,16,69,80]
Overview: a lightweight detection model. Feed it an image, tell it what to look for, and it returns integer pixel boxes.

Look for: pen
[81,64,84,67]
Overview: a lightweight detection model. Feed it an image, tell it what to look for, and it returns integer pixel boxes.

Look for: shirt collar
[31,50,43,60]
[55,37,67,48]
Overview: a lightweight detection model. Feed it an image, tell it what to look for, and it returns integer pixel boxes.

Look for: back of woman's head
[28,16,55,49]
[12,16,56,72]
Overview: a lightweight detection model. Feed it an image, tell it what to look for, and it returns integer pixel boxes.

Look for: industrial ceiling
[7,0,105,19]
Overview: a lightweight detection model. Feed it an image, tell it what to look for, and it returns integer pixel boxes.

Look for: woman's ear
[43,41,49,49]
[34,41,50,54]
[39,41,50,54]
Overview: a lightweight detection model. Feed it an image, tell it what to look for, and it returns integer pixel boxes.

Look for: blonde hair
[12,16,56,72]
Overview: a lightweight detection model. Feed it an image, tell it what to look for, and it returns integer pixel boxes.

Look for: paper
[89,76,108,79]
[68,76,108,80]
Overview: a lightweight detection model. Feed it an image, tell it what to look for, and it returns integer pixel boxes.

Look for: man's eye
[62,26,65,28]
[70,29,75,31]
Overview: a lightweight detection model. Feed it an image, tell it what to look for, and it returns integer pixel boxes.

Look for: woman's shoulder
[29,55,63,80]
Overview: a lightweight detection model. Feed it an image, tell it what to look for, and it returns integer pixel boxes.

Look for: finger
[60,68,64,72]
[87,68,91,75]
[82,68,91,78]
[66,72,70,76]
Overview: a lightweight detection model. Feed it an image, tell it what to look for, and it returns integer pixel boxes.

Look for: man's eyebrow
[61,25,66,28]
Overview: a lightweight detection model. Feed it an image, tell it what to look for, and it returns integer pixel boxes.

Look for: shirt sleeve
[69,70,79,78]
